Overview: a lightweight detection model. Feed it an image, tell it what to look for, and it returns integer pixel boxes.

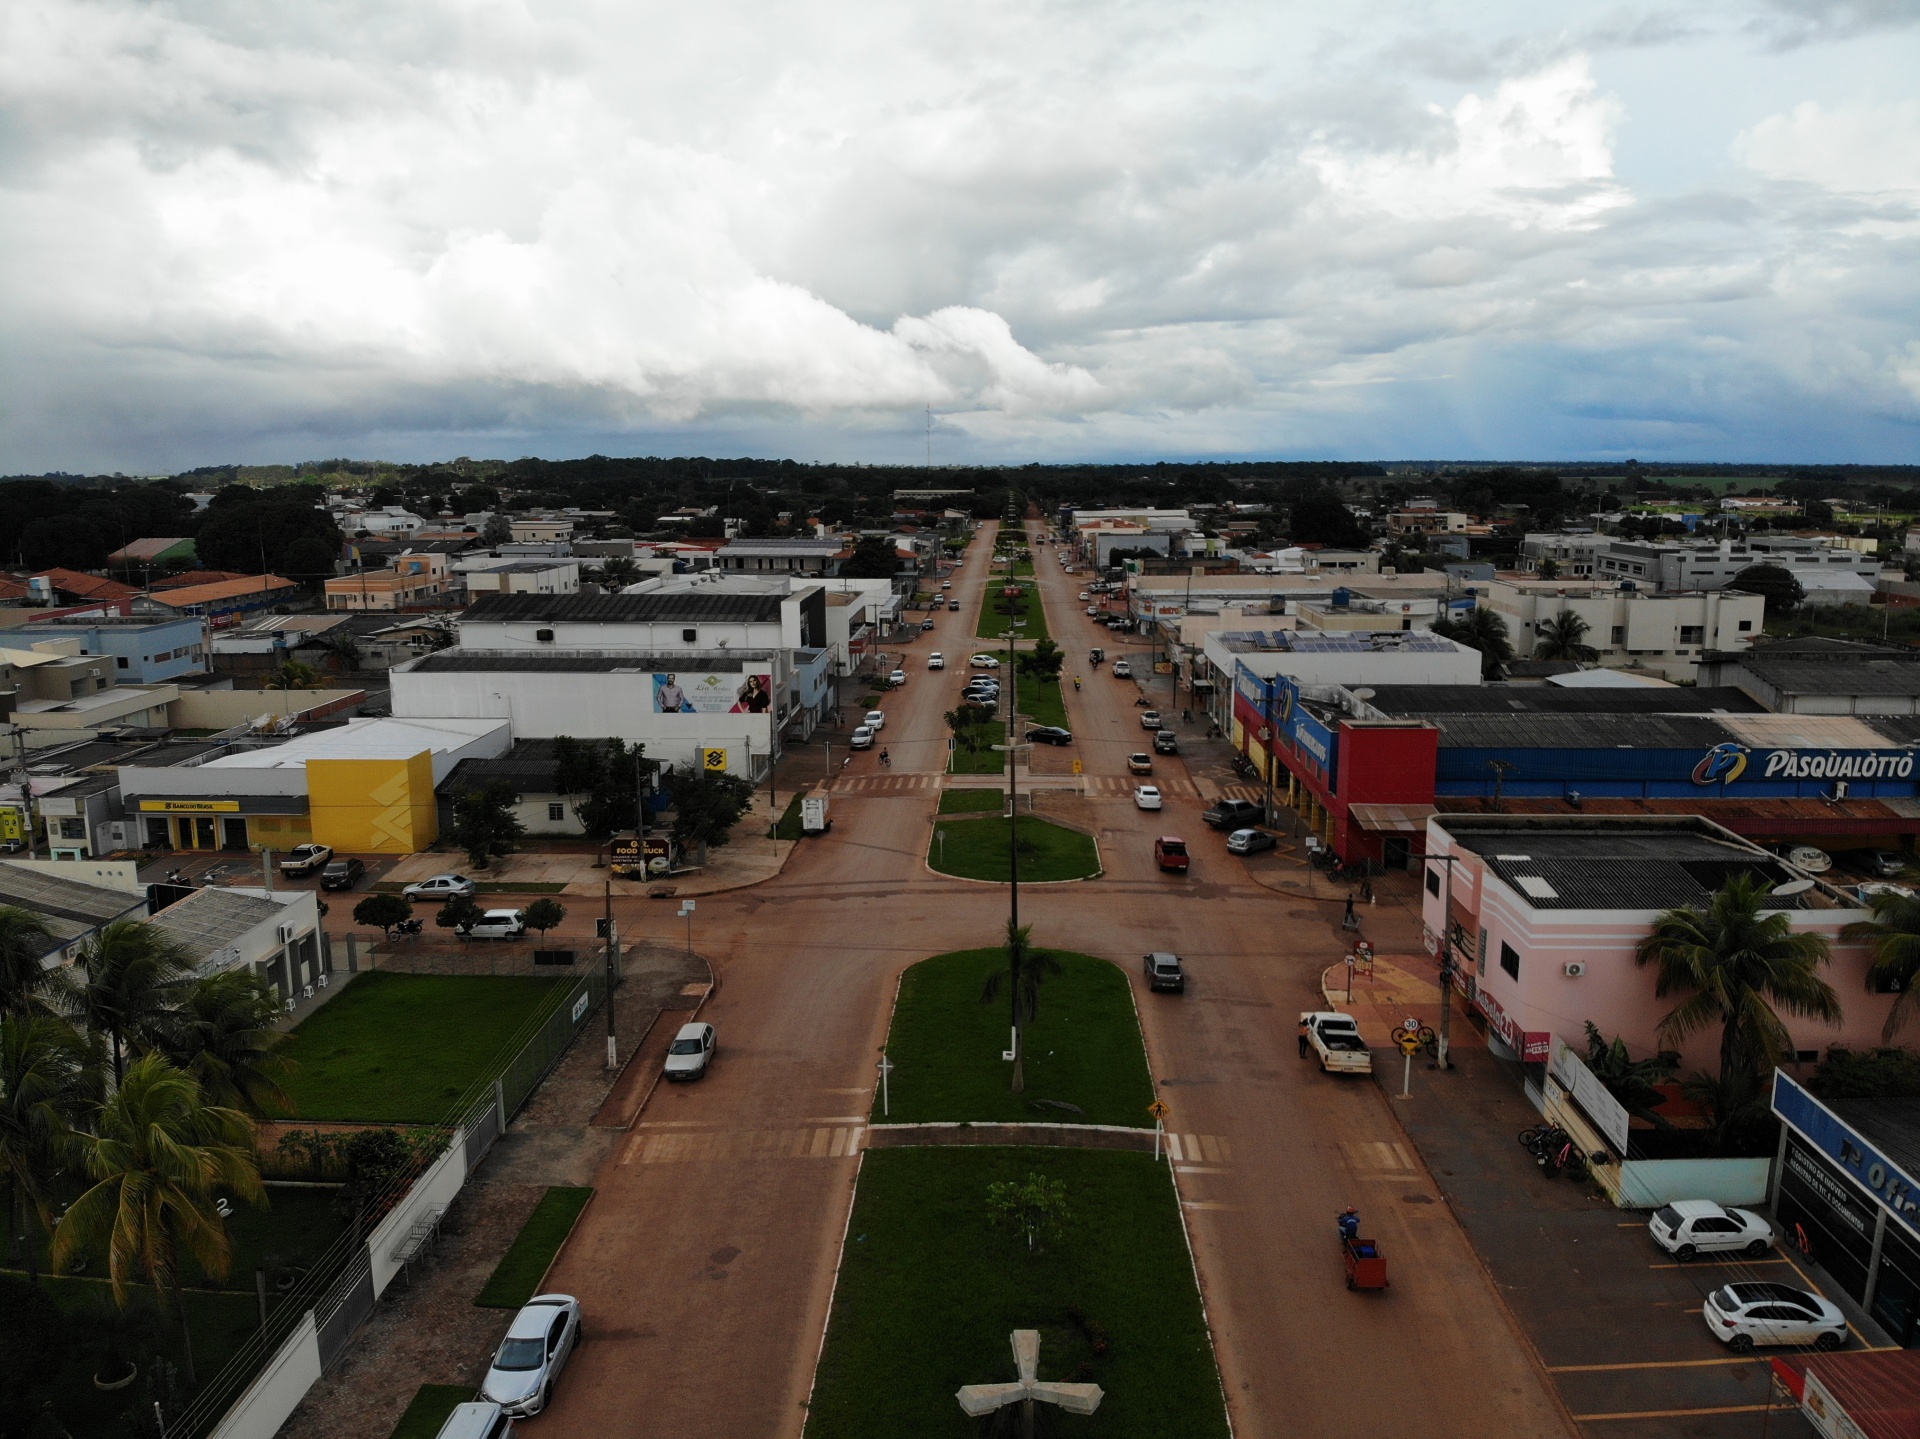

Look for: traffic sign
[1398,1035,1423,1055]
[1147,1098,1171,1121]
[1072,760,1083,774]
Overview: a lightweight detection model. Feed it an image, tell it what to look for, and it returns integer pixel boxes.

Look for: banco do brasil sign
[1692,741,1915,787]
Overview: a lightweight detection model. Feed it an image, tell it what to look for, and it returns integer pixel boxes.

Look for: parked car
[403,873,477,902]
[1078,591,1091,601]
[1140,711,1162,729]
[1027,726,1073,746]
[1154,729,1179,754]
[1301,1011,1372,1074]
[1648,1200,1775,1261]
[1134,785,1163,810]
[1143,952,1186,993]
[1785,844,1833,873]
[970,654,1000,668]
[850,725,876,749]
[1204,799,1264,830]
[481,1294,582,1417]
[888,669,908,687]
[928,652,945,668]
[1111,659,1132,678]
[1227,828,1276,855]
[278,843,333,878]
[1858,848,1909,877]
[1128,753,1154,774]
[1086,606,1099,616]
[664,1021,716,1081]
[1702,1282,1847,1352]
[963,681,1000,699]
[465,909,527,940]
[942,581,953,590]
[320,857,366,891]
[433,1403,515,1439]
[864,709,887,731]
[1153,836,1189,872]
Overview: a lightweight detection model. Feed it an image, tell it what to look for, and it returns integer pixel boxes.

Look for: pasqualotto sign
[1691,741,1914,786]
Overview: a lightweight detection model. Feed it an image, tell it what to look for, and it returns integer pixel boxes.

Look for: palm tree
[1842,888,1920,1039]
[0,906,55,1014]
[980,920,1062,1094]
[1433,606,1514,681]
[1635,871,1842,1082]
[52,1053,263,1383]
[266,659,323,691]
[1534,609,1599,663]
[158,972,294,1117]
[61,920,198,1085]
[0,1012,92,1285]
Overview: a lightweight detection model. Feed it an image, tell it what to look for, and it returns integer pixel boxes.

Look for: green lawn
[948,722,1005,775]
[391,1384,479,1439]
[938,788,1005,815]
[476,1187,594,1308]
[977,582,1051,642]
[1018,675,1068,729]
[775,792,806,840]
[805,1148,1228,1439]
[930,816,1099,883]
[876,947,1154,1126]
[274,972,568,1123]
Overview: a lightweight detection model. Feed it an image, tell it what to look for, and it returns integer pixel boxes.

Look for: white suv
[1647,1200,1774,1261]
[928,652,945,669]
[464,909,526,940]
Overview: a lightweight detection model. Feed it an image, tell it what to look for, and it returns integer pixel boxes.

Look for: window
[1500,942,1519,980]
[1679,626,1704,645]
[1738,620,1753,632]
[59,818,85,839]
[548,803,565,821]
[116,656,129,669]
[1610,627,1626,645]
[1426,867,1441,897]
[682,628,698,643]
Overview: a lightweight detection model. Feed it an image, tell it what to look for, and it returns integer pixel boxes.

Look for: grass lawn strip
[1018,675,1068,729]
[976,582,1050,643]
[390,1384,479,1439]
[876,948,1153,1127]
[937,788,1005,815]
[275,971,568,1124]
[804,1147,1228,1439]
[475,1186,595,1308]
[929,814,1099,882]
[947,720,1005,775]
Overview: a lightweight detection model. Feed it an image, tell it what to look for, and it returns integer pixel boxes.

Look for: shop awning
[1348,803,1437,833]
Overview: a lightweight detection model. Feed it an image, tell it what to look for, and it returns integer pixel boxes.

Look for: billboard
[649,671,773,715]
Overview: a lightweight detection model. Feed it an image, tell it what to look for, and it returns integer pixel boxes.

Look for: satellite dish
[1352,688,1376,700]
[1770,880,1815,898]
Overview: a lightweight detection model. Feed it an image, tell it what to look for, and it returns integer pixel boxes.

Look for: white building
[346,507,428,538]
[149,885,325,1000]
[463,559,582,596]
[1480,580,1766,681]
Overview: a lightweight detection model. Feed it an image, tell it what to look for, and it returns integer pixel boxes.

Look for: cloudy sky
[3,0,1918,472]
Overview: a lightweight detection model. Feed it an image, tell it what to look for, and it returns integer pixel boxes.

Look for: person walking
[1298,1016,1310,1058]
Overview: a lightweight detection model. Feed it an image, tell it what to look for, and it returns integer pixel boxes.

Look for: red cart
[1342,1235,1388,1290]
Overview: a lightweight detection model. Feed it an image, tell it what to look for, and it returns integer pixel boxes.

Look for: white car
[1086,606,1099,616]
[1647,1200,1775,1261]
[464,909,527,940]
[888,669,907,687]
[402,873,477,902]
[849,725,875,750]
[970,654,1000,669]
[942,581,952,589]
[1134,785,1163,811]
[1858,881,1917,902]
[481,1294,582,1417]
[1078,591,1090,601]
[1111,659,1132,678]
[864,710,886,731]
[928,652,945,669]
[1703,1282,1847,1352]
[664,1021,715,1081]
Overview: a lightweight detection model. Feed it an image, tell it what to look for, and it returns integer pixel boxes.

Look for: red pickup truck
[1154,836,1189,873]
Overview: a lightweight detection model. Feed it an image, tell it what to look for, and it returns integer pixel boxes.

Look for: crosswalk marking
[1168,1134,1232,1165]
[832,775,941,795]
[1344,1140,1417,1173]
[620,1125,866,1165]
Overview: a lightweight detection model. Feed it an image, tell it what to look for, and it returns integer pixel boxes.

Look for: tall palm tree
[52,1053,263,1383]
[61,920,198,1086]
[1635,871,1843,1082]
[1534,609,1600,663]
[980,920,1062,1095]
[1841,888,1920,1039]
[158,971,295,1117]
[1434,606,1514,681]
[0,906,55,1014]
[0,1012,92,1285]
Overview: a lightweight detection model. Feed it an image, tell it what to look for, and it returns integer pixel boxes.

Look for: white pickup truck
[1300,1011,1373,1075]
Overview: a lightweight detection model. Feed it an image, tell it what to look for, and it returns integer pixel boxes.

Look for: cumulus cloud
[1735,99,1920,195]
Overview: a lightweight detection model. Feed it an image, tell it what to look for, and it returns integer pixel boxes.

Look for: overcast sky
[3,0,1918,472]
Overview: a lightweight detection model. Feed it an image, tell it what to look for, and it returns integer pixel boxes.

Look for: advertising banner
[649,671,773,715]
[1549,1036,1630,1153]
[1773,1070,1920,1234]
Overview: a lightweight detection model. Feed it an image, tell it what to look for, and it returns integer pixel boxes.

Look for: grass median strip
[389,1384,478,1439]
[476,1186,595,1308]
[937,788,1005,815]
[929,815,1099,882]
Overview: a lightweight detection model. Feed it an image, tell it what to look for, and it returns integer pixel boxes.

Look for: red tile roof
[34,569,141,602]
[146,574,298,609]
[148,570,251,591]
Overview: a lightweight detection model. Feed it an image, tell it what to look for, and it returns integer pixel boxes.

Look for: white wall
[206,1310,322,1439]
[0,857,143,893]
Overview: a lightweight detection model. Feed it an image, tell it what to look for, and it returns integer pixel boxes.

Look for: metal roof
[1216,629,1459,654]
[1737,657,1920,698]
[1362,685,1764,716]
[0,864,145,934]
[410,650,768,674]
[1432,713,1735,750]
[1460,828,1791,911]
[462,592,786,625]
[149,887,296,958]
[438,739,562,794]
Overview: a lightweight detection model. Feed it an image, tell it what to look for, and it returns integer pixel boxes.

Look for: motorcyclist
[1338,1206,1360,1243]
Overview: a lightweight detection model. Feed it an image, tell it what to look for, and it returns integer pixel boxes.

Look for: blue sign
[1233,667,1338,784]
[1773,1071,1920,1234]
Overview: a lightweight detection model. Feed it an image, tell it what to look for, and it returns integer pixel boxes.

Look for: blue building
[0,614,208,684]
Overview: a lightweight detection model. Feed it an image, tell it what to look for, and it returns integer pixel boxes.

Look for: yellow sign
[1071,760,1083,774]
[1398,1036,1423,1055]
[139,799,241,813]
[702,747,728,772]
[1147,1098,1171,1121]
[0,809,20,841]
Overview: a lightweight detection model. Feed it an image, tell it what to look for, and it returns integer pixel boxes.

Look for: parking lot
[1384,1043,1891,1438]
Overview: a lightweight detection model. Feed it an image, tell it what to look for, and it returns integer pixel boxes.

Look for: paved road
[536,519,1576,1439]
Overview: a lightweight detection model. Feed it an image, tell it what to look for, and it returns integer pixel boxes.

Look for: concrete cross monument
[956,1329,1103,1435]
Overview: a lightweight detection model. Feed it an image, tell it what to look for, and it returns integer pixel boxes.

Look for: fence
[182,964,608,1439]
[337,931,591,979]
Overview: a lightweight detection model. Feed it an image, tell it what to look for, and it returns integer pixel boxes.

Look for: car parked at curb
[278,843,333,878]
[1648,1200,1775,1261]
[432,1402,514,1439]
[864,709,887,731]
[970,654,1000,668]
[481,1294,582,1418]
[1203,799,1264,831]
[403,873,477,902]
[1227,828,1276,856]
[1702,1282,1847,1352]
[665,1021,716,1081]
[320,857,366,891]
[1140,710,1162,729]
[1027,726,1073,746]
[888,669,908,687]
[849,725,875,749]
[464,908,527,940]
[1143,952,1186,992]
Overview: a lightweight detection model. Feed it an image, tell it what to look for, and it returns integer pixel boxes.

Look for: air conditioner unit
[535,628,555,642]
[277,922,298,943]
[1564,962,1587,978]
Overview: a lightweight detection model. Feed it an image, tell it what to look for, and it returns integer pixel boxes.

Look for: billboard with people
[649,671,774,715]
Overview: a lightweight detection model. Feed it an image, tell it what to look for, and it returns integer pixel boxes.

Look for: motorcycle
[394,918,424,938]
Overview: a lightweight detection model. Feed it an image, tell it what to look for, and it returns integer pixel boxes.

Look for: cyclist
[880,748,891,767]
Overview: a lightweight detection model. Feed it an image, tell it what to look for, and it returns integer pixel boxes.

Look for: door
[1383,837,1410,870]
[177,817,195,849]
[194,817,217,848]
[221,817,248,851]
[1691,1216,1740,1253]
[146,818,171,849]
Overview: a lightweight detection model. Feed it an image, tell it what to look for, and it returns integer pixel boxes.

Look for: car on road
[1078,591,1091,601]
[920,619,935,632]
[320,857,366,891]
[942,580,952,590]
[970,654,1000,668]
[403,873,477,902]
[864,710,887,730]
[1301,1011,1372,1074]
[1648,1200,1775,1260]
[1134,784,1163,810]
[1143,952,1186,992]
[928,652,945,669]
[464,908,527,940]
[850,725,875,749]
[1086,606,1099,616]
[278,843,333,878]
[1154,729,1179,754]
[482,1294,582,1417]
[949,600,961,611]
[1204,798,1264,830]
[1111,659,1132,678]
[1227,828,1276,855]
[1027,726,1073,746]
[665,1021,716,1081]
[1139,711,1162,729]
[1153,836,1189,873]
[1128,753,1154,774]
[888,669,908,687]
[1702,1282,1847,1352]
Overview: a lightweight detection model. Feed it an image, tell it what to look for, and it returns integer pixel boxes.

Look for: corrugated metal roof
[1465,829,1789,911]
[1362,685,1764,716]
[149,887,293,958]
[1800,1350,1920,1439]
[410,651,765,674]
[462,592,785,625]
[1740,657,1920,698]
[1720,714,1896,749]
[1433,713,1734,750]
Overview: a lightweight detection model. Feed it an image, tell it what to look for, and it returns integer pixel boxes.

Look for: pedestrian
[1343,894,1357,930]
[1362,877,1375,906]
[1182,707,1192,724]
[1298,1016,1310,1058]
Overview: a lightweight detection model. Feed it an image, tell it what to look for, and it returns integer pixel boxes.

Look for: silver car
[402,873,477,902]
[664,1021,715,1081]
[481,1294,582,1418]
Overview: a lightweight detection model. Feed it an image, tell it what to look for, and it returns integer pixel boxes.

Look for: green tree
[840,534,899,579]
[1289,489,1369,548]
[0,907,54,1015]
[1842,888,1920,1040]
[60,920,197,1086]
[438,894,483,937]
[450,780,525,869]
[523,898,566,939]
[979,920,1062,1095]
[1535,556,1561,580]
[665,770,757,862]
[1581,1022,1676,1127]
[52,1053,263,1383]
[266,659,324,691]
[352,892,414,940]
[593,556,640,588]
[945,703,996,755]
[0,1013,91,1286]
[1810,1046,1920,1101]
[1014,637,1065,682]
[1635,871,1842,1084]
[480,513,513,545]
[157,972,293,1118]
[1730,563,1805,616]
[986,1170,1070,1255]
[1433,606,1514,681]
[1534,610,1600,663]
[333,1127,426,1231]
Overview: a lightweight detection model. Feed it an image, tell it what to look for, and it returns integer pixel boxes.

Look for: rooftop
[461,592,787,625]
[1438,817,1799,911]
[0,862,145,941]
[1215,629,1460,654]
[147,574,298,608]
[438,738,561,793]
[1357,685,1764,716]
[715,537,847,555]
[149,886,298,959]
[1428,713,1735,750]
[201,716,507,769]
[409,649,770,674]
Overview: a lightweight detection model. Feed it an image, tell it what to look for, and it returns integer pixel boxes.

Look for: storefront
[135,797,312,852]
[1772,1072,1920,1346]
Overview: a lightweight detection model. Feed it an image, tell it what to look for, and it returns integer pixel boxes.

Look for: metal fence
[339,931,593,978]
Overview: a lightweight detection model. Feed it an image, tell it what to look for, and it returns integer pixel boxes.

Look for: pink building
[1420,814,1895,1075]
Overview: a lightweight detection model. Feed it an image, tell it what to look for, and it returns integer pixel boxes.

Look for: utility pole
[1262,677,1278,829]
[1488,758,1514,813]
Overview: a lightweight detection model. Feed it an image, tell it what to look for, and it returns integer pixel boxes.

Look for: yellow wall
[307,752,438,854]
